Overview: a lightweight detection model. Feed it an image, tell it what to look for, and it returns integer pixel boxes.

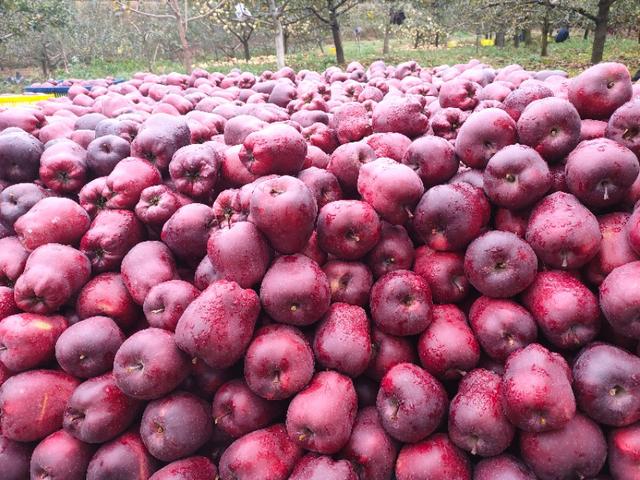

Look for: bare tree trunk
[524,28,532,45]
[383,8,392,55]
[435,31,439,47]
[268,0,285,69]
[414,31,420,49]
[591,0,615,64]
[514,32,520,48]
[496,30,506,47]
[328,2,345,65]
[541,9,550,57]
[584,27,590,39]
[169,0,193,73]
[242,39,251,61]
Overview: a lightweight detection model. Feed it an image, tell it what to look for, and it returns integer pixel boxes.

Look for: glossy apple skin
[401,135,458,188]
[340,406,397,480]
[464,230,537,298]
[334,102,371,143]
[86,430,160,480]
[474,454,536,480]
[38,140,88,194]
[218,424,302,480]
[522,270,600,349]
[586,212,639,286]
[30,429,94,480]
[501,343,576,432]
[239,123,307,176]
[517,97,582,163]
[469,296,537,362]
[143,280,199,331]
[372,95,429,138]
[161,203,216,265]
[13,244,91,314]
[327,142,376,195]
[286,371,358,454]
[175,280,260,369]
[0,434,32,480]
[313,302,372,377]
[565,138,639,208]
[63,372,141,444]
[86,134,130,176]
[14,197,90,250]
[0,369,79,442]
[455,108,517,169]
[573,343,640,427]
[0,183,48,228]
[609,422,640,480]
[169,142,221,200]
[149,456,218,480]
[212,379,283,438]
[75,273,140,331]
[130,113,190,171]
[134,185,183,229]
[430,107,469,141]
[140,391,213,462]
[120,241,179,305]
[0,129,44,183]
[417,304,480,380]
[376,363,447,443]
[600,261,640,338]
[113,327,190,400]
[525,192,601,270]
[520,414,607,480]
[249,175,317,255]
[323,260,373,307]
[357,158,424,225]
[503,82,553,121]
[607,98,640,158]
[439,78,480,110]
[102,157,162,210]
[290,453,357,480]
[244,324,315,401]
[483,144,551,209]
[448,369,515,457]
[260,254,330,327]
[80,209,145,273]
[297,166,343,209]
[0,312,66,371]
[370,270,433,337]
[568,62,633,120]
[412,246,469,304]
[413,182,491,252]
[395,433,471,480]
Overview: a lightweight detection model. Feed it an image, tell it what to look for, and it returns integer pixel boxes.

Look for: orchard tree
[115,0,223,73]
[307,0,364,64]
[213,1,258,61]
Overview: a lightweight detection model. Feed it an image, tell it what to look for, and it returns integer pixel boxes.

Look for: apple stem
[603,183,609,201]
[561,254,568,269]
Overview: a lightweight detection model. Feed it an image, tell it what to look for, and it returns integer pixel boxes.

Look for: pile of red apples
[1,58,640,480]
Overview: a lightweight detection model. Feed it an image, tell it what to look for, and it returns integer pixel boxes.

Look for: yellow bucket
[480,38,495,47]
[0,94,54,108]
[446,40,459,48]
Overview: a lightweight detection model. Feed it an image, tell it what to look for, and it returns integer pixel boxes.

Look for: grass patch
[32,34,640,80]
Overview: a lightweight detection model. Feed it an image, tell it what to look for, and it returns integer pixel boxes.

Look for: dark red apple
[143,280,199,331]
[63,372,141,444]
[600,261,640,339]
[55,316,125,378]
[113,327,190,400]
[286,370,357,454]
[86,430,159,480]
[395,433,471,480]
[30,429,94,480]
[501,343,575,432]
[86,134,130,176]
[401,135,458,188]
[75,273,140,331]
[568,62,632,119]
[175,280,260,368]
[244,324,314,400]
[259,254,330,326]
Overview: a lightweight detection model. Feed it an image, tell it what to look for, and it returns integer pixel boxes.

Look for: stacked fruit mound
[0,59,640,480]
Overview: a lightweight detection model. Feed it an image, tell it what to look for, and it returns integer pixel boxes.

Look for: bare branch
[116,1,175,19]
[308,6,330,24]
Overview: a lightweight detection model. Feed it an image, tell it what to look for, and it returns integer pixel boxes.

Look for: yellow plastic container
[0,94,54,108]
[480,38,495,47]
[446,40,459,48]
